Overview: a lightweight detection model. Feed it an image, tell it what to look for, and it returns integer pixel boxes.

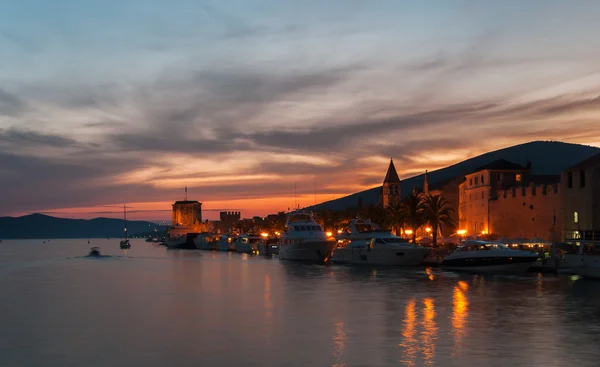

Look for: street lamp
[425,227,431,234]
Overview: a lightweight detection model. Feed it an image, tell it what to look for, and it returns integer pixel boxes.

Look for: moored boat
[194,232,219,250]
[442,240,539,272]
[332,217,429,265]
[234,233,261,254]
[278,211,336,263]
[218,233,237,251]
[259,235,279,255]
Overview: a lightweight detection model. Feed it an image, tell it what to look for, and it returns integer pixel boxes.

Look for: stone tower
[382,158,401,208]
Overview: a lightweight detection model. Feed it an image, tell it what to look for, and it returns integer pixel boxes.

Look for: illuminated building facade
[561,152,600,243]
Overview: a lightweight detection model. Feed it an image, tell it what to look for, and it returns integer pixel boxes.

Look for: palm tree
[385,201,406,236]
[422,194,456,246]
[404,191,425,243]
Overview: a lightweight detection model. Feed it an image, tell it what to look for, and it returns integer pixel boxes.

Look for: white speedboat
[258,235,279,255]
[332,238,429,266]
[442,240,539,272]
[336,217,391,241]
[194,232,218,250]
[332,218,429,265]
[218,233,237,251]
[278,212,336,263]
[234,233,261,254]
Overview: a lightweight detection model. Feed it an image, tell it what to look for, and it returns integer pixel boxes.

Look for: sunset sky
[2,0,600,221]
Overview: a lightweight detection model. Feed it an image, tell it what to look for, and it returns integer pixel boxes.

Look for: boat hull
[332,247,429,266]
[218,240,235,251]
[235,242,257,254]
[442,256,537,273]
[564,254,600,278]
[195,238,218,250]
[258,243,279,255]
[278,240,336,263]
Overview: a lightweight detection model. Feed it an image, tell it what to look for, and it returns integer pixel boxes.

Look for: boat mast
[123,204,128,240]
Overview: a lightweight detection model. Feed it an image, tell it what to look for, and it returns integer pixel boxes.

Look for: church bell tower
[382,158,401,208]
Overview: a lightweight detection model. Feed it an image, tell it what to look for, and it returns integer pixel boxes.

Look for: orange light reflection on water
[332,320,347,367]
[425,267,435,281]
[452,281,469,354]
[399,299,418,367]
[420,298,437,365]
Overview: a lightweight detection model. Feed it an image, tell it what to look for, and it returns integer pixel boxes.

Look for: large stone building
[457,159,564,240]
[381,158,401,208]
[561,152,600,243]
[489,179,561,241]
[458,159,530,235]
[172,200,203,229]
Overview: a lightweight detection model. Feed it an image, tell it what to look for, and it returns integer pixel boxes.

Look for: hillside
[0,213,164,239]
[310,140,600,211]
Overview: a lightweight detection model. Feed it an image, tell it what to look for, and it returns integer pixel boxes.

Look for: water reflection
[426,267,435,281]
[420,298,437,365]
[452,280,469,353]
[331,320,347,367]
[399,299,417,366]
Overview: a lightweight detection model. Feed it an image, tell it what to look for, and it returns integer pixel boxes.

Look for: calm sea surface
[1,239,600,367]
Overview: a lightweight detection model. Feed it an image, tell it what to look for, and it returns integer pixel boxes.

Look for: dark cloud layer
[2,57,600,217]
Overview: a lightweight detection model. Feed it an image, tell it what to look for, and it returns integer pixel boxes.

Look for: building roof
[383,159,401,183]
[565,151,600,171]
[530,175,560,185]
[173,200,201,205]
[475,159,527,172]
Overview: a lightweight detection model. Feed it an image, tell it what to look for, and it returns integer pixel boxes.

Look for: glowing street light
[456,229,466,235]
[261,233,269,238]
[405,229,413,235]
[425,227,431,233]
[326,231,333,237]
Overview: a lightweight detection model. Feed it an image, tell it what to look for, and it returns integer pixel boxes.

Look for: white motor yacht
[332,218,429,265]
[218,233,237,251]
[234,233,261,254]
[278,212,336,263]
[442,240,539,272]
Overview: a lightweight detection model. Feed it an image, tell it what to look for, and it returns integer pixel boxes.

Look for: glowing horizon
[2,1,600,219]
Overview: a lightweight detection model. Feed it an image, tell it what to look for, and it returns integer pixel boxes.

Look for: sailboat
[119,204,131,249]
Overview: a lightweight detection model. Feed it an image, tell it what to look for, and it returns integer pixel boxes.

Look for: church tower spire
[382,158,401,208]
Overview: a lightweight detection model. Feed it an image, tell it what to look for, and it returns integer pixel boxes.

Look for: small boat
[234,233,261,254]
[88,247,101,256]
[194,232,219,250]
[442,240,539,273]
[119,204,131,249]
[218,233,237,251]
[278,211,336,263]
[258,235,279,255]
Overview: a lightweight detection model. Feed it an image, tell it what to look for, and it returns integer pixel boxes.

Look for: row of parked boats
[159,211,561,274]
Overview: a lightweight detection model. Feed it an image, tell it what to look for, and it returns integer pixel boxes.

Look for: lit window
[516,174,522,182]
[574,212,578,224]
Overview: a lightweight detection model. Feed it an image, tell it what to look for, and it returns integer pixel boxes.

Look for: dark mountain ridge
[0,213,163,239]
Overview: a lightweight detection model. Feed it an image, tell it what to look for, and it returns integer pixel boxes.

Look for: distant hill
[0,213,164,239]
[310,140,600,211]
